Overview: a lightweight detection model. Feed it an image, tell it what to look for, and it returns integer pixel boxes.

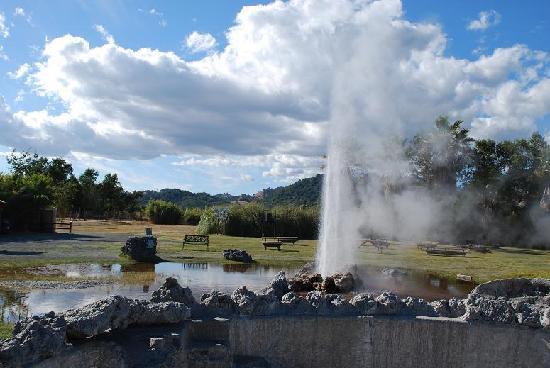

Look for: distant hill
[140,174,323,208]
[262,174,322,207]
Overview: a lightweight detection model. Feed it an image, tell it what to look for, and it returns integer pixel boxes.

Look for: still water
[0,262,474,322]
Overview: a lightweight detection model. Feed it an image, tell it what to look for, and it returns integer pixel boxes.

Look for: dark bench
[263,241,282,251]
[55,221,73,233]
[182,234,209,249]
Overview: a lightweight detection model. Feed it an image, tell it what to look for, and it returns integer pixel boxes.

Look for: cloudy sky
[0,0,549,194]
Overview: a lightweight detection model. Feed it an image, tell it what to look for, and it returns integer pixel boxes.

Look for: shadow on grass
[498,248,545,256]
[0,250,45,256]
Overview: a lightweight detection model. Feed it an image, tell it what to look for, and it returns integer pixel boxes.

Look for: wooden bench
[263,241,282,251]
[182,234,209,249]
[55,221,73,233]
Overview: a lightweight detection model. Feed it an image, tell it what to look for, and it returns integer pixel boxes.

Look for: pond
[0,262,475,322]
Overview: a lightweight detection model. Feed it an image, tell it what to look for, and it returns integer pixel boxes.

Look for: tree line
[0,151,142,230]
[403,117,549,246]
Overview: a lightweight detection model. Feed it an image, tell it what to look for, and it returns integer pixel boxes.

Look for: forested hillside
[262,174,322,207]
[140,174,323,208]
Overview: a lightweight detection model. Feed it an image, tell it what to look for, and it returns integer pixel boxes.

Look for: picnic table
[360,239,390,253]
[425,247,466,256]
[263,236,299,245]
[262,240,282,251]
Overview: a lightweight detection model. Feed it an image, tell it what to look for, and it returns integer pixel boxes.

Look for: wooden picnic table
[263,241,282,251]
[263,236,299,245]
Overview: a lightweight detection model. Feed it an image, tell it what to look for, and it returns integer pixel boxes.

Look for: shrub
[197,207,228,235]
[145,200,183,224]
[196,202,320,239]
[183,207,203,225]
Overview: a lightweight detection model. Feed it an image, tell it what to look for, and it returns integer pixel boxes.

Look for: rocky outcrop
[151,277,196,307]
[463,278,550,328]
[262,271,289,299]
[121,236,158,262]
[223,249,253,263]
[0,312,68,367]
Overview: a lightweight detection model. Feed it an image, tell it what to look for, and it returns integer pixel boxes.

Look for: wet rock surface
[121,236,158,262]
[223,249,253,263]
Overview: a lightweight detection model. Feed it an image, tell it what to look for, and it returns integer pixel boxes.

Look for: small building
[0,200,5,233]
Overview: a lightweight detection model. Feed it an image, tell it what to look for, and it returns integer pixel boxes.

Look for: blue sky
[0,0,549,193]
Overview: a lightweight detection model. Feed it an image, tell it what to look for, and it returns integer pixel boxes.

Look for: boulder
[374,292,401,315]
[232,286,283,316]
[350,293,378,315]
[281,292,314,315]
[262,271,289,299]
[429,298,466,318]
[332,272,355,293]
[401,297,435,316]
[223,249,253,263]
[0,312,68,367]
[151,277,196,307]
[121,236,158,262]
[306,291,356,316]
[200,290,237,317]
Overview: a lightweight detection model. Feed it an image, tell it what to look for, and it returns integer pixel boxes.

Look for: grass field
[0,220,549,284]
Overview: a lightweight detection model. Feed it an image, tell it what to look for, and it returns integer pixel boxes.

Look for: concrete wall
[39,316,550,368]
[226,316,549,368]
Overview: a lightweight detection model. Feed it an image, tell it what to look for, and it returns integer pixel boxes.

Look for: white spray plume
[317,0,459,275]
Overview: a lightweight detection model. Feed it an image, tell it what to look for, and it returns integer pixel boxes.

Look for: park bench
[263,240,282,251]
[182,234,209,249]
[54,221,73,233]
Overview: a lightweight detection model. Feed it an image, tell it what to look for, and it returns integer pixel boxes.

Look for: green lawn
[0,220,549,284]
[0,321,13,340]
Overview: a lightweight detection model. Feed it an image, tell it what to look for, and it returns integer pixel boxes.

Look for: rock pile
[121,236,158,262]
[223,249,253,263]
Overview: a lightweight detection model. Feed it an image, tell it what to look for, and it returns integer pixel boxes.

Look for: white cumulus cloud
[185,31,217,54]
[0,0,548,180]
[468,10,501,31]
